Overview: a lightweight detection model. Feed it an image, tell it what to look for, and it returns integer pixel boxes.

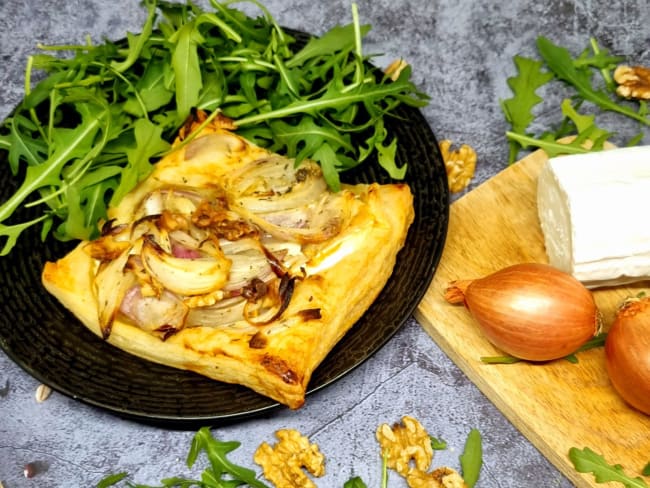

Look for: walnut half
[376,416,469,488]
[385,58,410,81]
[254,429,325,488]
[376,415,434,477]
[407,466,468,488]
[439,140,477,193]
[614,65,650,100]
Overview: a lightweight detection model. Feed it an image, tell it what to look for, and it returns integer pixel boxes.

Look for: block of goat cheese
[537,145,650,288]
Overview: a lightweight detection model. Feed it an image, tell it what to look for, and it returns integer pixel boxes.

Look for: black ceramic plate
[0,36,448,427]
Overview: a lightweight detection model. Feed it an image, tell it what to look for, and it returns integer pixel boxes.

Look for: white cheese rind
[536,145,650,288]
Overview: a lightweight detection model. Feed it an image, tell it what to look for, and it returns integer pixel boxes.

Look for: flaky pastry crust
[42,119,414,409]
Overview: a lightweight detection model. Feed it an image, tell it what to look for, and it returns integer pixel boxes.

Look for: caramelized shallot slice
[130,215,172,254]
[134,189,205,220]
[141,236,231,296]
[94,245,136,339]
[244,275,295,325]
[84,233,131,262]
[120,286,189,336]
[170,240,202,259]
[261,236,307,271]
[215,237,277,290]
[229,158,328,212]
[185,296,248,328]
[225,155,349,243]
[233,191,351,244]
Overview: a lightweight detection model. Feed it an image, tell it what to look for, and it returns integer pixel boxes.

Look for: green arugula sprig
[537,37,647,125]
[0,0,428,256]
[501,36,649,164]
[570,447,649,488]
[430,435,448,451]
[500,55,554,163]
[343,477,368,488]
[481,332,608,365]
[97,427,270,488]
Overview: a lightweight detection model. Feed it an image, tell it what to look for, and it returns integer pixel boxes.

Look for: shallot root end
[444,280,472,304]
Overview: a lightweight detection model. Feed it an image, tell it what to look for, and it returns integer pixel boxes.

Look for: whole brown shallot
[605,295,650,415]
[445,263,600,362]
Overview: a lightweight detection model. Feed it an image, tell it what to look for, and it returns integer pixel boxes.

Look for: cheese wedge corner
[537,145,650,288]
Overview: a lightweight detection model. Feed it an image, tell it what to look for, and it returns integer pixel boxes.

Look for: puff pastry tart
[42,114,414,409]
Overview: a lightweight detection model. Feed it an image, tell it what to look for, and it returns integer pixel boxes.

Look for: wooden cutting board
[415,148,650,487]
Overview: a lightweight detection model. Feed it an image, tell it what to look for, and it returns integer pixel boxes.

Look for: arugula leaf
[643,462,650,477]
[343,477,368,488]
[287,23,371,68]
[171,21,204,122]
[569,447,649,488]
[111,0,157,73]
[575,39,624,71]
[537,37,649,126]
[563,331,608,363]
[500,55,554,163]
[312,141,344,191]
[122,60,175,116]
[459,428,482,488]
[430,435,448,450]
[5,113,48,171]
[96,472,129,488]
[235,77,426,126]
[96,427,270,488]
[502,36,649,163]
[557,98,611,148]
[575,38,623,92]
[482,332,608,364]
[54,168,120,242]
[268,117,354,163]
[375,131,405,179]
[110,118,171,205]
[0,101,110,254]
[506,98,613,158]
[190,427,269,488]
[0,216,50,256]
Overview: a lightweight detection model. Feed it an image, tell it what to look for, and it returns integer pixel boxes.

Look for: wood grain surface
[415,148,650,487]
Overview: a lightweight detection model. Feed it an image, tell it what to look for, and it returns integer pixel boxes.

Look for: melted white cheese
[537,145,650,287]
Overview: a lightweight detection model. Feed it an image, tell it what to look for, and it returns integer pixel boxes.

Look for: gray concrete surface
[1,0,649,487]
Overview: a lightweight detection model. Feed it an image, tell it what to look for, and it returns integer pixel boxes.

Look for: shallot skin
[605,297,650,415]
[446,263,600,362]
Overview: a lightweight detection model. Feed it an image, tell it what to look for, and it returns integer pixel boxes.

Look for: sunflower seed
[35,384,52,403]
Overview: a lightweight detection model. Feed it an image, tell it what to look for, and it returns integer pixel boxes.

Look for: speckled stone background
[1,1,649,487]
